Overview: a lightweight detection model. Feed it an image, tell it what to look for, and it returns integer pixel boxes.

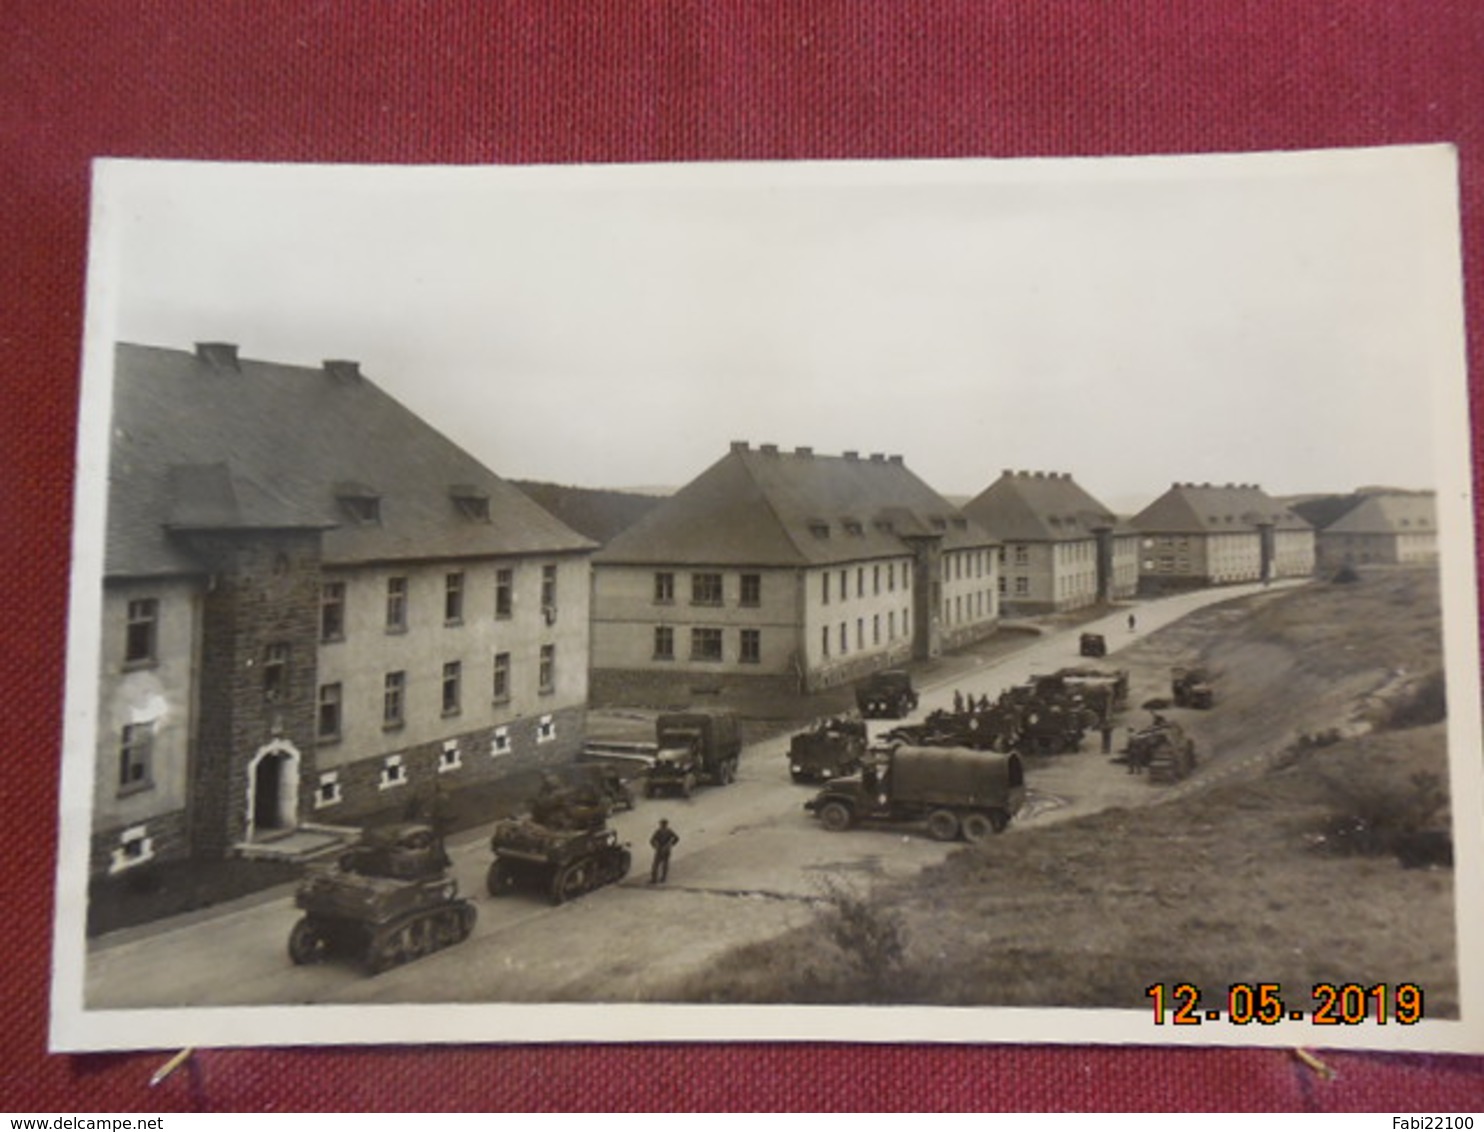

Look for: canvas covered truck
[787,717,868,783]
[805,744,1026,844]
[854,669,920,719]
[288,822,476,974]
[646,709,741,797]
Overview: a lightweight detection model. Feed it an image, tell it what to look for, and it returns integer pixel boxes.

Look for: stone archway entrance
[246,739,301,842]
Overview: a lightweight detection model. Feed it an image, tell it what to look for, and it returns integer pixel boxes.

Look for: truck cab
[855,669,920,719]
[647,709,741,797]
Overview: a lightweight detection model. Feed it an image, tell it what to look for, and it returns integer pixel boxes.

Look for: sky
[91,147,1469,510]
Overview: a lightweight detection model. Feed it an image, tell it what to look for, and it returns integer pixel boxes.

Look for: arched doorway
[246,740,301,842]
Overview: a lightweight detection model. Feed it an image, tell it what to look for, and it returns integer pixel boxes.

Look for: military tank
[486,774,632,904]
[287,822,476,974]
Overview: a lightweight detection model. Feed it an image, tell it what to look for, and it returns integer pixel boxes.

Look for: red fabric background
[4,1,1482,1112]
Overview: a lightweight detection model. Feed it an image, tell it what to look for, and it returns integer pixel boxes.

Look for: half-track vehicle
[1171,667,1215,710]
[788,717,868,783]
[288,822,476,974]
[646,709,741,797]
[854,669,920,719]
[1123,715,1197,782]
[1053,667,1130,729]
[1000,675,1091,754]
[1079,632,1107,658]
[805,743,1026,844]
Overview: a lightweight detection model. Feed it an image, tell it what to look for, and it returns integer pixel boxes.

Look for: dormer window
[952,517,968,530]
[336,483,381,525]
[450,485,490,522]
[808,521,830,539]
[930,516,948,531]
[842,519,864,537]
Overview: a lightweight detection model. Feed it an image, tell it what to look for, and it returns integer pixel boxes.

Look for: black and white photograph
[51,146,1484,1053]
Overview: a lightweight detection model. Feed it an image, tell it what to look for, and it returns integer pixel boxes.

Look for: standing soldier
[953,689,965,714]
[1127,612,1137,633]
[649,818,679,884]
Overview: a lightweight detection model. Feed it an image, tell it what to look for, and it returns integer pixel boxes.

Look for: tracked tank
[287,822,476,975]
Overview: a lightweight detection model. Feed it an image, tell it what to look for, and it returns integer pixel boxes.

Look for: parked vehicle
[788,717,868,783]
[805,744,1026,844]
[1171,666,1215,710]
[855,669,920,719]
[1124,716,1197,782]
[288,822,476,974]
[1079,632,1107,658]
[646,709,742,797]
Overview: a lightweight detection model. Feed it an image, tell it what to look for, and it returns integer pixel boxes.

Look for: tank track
[288,900,477,975]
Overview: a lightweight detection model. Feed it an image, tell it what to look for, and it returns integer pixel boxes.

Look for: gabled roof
[106,343,595,578]
[1131,482,1312,535]
[594,444,994,567]
[1322,492,1437,536]
[962,469,1135,542]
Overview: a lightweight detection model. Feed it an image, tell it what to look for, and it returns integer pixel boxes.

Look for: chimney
[759,443,779,455]
[195,342,239,371]
[1001,468,1013,478]
[730,440,750,453]
[795,446,813,457]
[869,453,885,462]
[888,454,903,465]
[323,359,361,382]
[843,450,859,461]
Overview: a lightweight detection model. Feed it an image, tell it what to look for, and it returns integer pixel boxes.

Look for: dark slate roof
[1322,492,1437,535]
[106,343,595,578]
[1131,482,1312,535]
[594,444,995,568]
[962,470,1136,542]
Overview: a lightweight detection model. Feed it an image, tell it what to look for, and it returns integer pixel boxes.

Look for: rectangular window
[740,573,761,607]
[856,618,864,650]
[654,626,674,660]
[998,575,1007,595]
[839,570,848,602]
[541,564,557,610]
[691,627,723,661]
[839,622,848,655]
[1014,577,1029,596]
[654,572,675,604]
[822,572,830,605]
[445,572,464,624]
[314,771,341,809]
[691,572,723,606]
[888,610,896,640]
[442,660,461,716]
[263,642,289,701]
[1014,545,1029,566]
[495,568,513,619]
[124,598,158,666]
[539,644,555,693]
[379,754,407,790]
[386,577,408,632]
[739,628,761,664]
[491,726,511,756]
[537,714,556,743]
[822,625,830,657]
[439,739,462,773]
[888,563,896,592]
[856,568,864,597]
[383,671,406,728]
[873,614,880,645]
[320,582,345,642]
[873,565,880,595]
[492,652,510,702]
[317,683,341,741]
[118,721,154,794]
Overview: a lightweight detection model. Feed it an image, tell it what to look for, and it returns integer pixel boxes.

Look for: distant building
[94,342,595,878]
[1309,491,1439,569]
[590,443,999,701]
[962,469,1139,614]
[1131,482,1314,593]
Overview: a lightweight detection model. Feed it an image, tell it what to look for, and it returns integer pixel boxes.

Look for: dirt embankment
[670,566,1459,1015]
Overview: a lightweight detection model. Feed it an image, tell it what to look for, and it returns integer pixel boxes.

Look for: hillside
[672,566,1459,1016]
[509,479,663,545]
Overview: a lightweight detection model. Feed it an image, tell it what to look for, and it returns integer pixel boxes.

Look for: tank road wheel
[818,801,853,832]
[486,858,517,897]
[550,859,595,905]
[288,917,328,966]
[960,812,996,845]
[926,809,961,842]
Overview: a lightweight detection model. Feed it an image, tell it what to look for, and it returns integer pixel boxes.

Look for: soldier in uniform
[649,818,679,884]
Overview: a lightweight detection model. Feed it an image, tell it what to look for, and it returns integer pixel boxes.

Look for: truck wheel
[960,812,995,844]
[288,917,328,965]
[818,801,853,832]
[926,809,960,842]
[719,759,737,785]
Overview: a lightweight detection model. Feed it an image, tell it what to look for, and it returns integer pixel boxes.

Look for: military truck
[1124,716,1197,782]
[1171,667,1215,710]
[646,709,741,797]
[805,743,1026,844]
[288,822,476,974]
[787,717,868,783]
[1079,632,1107,658]
[855,669,920,719]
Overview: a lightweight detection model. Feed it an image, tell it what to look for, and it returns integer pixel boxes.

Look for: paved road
[85,579,1301,1009]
